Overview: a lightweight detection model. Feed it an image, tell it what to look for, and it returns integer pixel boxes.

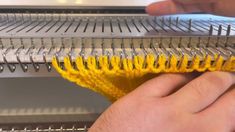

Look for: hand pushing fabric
[90,72,235,132]
[146,0,235,16]
[89,1,235,132]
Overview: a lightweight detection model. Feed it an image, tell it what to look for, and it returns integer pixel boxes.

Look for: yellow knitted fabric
[52,54,235,102]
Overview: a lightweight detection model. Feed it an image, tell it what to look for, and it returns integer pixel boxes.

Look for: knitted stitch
[52,54,235,102]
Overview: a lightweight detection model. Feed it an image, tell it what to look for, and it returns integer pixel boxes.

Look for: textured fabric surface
[52,54,235,102]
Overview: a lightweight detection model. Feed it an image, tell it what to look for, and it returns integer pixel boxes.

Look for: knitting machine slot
[0,13,234,76]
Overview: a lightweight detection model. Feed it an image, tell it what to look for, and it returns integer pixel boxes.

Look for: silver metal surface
[0,14,234,75]
[0,125,89,132]
[0,77,110,130]
[0,14,234,38]
[0,121,91,132]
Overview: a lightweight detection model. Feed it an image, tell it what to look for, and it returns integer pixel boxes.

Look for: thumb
[146,0,184,16]
[146,0,215,16]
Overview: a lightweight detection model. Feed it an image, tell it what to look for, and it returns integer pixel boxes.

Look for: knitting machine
[0,0,234,131]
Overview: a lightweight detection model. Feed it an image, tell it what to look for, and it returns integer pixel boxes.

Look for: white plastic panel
[0,0,159,7]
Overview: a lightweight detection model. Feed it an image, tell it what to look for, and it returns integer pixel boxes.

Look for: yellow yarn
[52,54,235,102]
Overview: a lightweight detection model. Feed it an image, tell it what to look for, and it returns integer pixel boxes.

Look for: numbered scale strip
[0,123,91,132]
[0,126,89,132]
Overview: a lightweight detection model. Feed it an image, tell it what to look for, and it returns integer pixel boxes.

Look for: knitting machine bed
[0,77,110,131]
[0,13,234,77]
[0,1,234,131]
[0,14,234,38]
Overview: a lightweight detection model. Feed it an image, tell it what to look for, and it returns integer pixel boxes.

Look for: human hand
[146,0,235,16]
[89,72,235,132]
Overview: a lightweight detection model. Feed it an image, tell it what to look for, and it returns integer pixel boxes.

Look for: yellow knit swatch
[52,54,235,102]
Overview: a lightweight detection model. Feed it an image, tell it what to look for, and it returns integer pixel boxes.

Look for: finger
[173,0,216,4]
[213,0,235,17]
[198,87,235,131]
[170,72,235,113]
[146,0,213,16]
[146,1,185,16]
[131,73,199,98]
